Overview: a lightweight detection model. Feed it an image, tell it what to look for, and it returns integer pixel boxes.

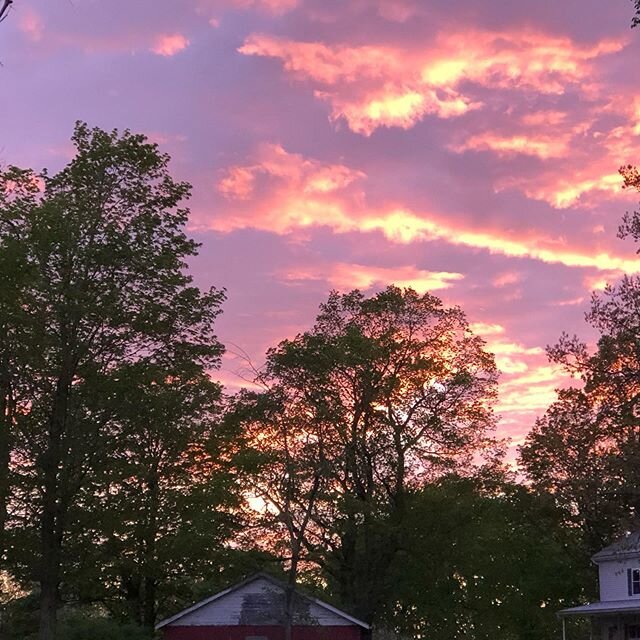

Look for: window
[628,569,640,595]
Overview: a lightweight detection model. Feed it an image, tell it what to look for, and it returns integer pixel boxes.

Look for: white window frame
[633,569,640,595]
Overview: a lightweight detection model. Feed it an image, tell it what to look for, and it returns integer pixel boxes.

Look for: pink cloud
[210,144,640,274]
[281,263,464,293]
[239,29,626,135]
[151,34,190,57]
[18,8,44,42]
[197,0,298,18]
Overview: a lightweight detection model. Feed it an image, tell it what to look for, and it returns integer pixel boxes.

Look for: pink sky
[2,0,640,454]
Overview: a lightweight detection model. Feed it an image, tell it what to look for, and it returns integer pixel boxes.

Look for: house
[558,532,640,639]
[155,573,371,640]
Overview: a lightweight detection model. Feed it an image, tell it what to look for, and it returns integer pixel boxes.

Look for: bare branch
[0,0,13,23]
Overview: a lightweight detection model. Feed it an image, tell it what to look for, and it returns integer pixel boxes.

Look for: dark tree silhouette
[634,0,640,28]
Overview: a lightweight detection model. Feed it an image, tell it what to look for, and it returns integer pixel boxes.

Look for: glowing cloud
[282,263,464,293]
[19,8,44,42]
[151,34,190,57]
[211,146,640,274]
[239,30,626,135]
[453,133,571,159]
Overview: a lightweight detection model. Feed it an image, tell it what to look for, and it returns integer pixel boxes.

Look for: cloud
[469,323,506,336]
[238,29,626,135]
[18,8,44,42]
[211,145,640,274]
[486,107,640,208]
[202,0,298,14]
[282,263,464,293]
[151,34,190,56]
[452,132,572,159]
[497,364,569,413]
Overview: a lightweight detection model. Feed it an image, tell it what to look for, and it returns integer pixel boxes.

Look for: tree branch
[0,0,13,23]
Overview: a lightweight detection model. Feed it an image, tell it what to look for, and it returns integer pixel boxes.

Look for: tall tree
[227,388,331,640]
[0,123,225,640]
[59,361,239,631]
[521,165,640,551]
[519,388,622,553]
[0,167,37,557]
[380,475,588,640]
[233,287,499,624]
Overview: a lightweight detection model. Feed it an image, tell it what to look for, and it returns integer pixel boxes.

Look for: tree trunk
[142,469,160,630]
[38,377,70,640]
[284,545,299,640]
[0,343,14,555]
[143,577,156,630]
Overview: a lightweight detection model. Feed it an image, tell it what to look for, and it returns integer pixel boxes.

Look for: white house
[559,532,640,640]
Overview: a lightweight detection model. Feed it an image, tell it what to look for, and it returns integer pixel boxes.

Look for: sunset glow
[2,0,640,456]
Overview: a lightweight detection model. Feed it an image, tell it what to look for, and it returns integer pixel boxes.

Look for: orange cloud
[359,209,640,273]
[493,115,640,208]
[239,30,626,135]
[282,263,464,293]
[215,143,366,231]
[151,34,190,57]
[469,323,506,336]
[228,0,298,12]
[497,364,570,414]
[210,146,640,273]
[452,133,571,159]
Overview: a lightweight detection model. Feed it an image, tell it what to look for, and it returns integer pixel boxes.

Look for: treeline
[0,124,637,640]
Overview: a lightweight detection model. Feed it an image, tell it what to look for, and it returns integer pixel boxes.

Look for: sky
[1,0,640,455]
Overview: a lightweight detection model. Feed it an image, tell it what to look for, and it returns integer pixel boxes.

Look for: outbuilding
[155,573,371,640]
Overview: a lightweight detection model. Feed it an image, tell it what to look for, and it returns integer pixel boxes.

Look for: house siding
[172,577,353,627]
[599,558,640,602]
[163,626,364,640]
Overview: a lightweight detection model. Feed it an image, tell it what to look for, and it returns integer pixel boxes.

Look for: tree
[233,287,499,624]
[0,166,38,558]
[519,388,622,553]
[226,388,331,640]
[633,0,640,28]
[60,361,238,631]
[521,165,640,552]
[379,475,588,640]
[0,123,226,640]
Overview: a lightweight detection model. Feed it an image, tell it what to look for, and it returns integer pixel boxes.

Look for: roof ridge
[155,571,370,630]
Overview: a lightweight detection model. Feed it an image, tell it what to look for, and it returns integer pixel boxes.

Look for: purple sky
[2,0,640,454]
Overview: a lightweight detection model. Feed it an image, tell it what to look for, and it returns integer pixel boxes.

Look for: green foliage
[519,388,625,553]
[526,167,640,554]
[376,476,589,640]
[56,615,150,640]
[229,287,500,623]
[0,123,231,637]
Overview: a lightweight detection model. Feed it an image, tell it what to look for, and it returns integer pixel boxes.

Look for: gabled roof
[592,531,640,563]
[155,572,370,631]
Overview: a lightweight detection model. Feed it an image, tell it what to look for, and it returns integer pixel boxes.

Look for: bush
[56,615,151,640]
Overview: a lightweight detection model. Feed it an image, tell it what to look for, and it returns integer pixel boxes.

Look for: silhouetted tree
[232,287,500,624]
[0,123,226,640]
